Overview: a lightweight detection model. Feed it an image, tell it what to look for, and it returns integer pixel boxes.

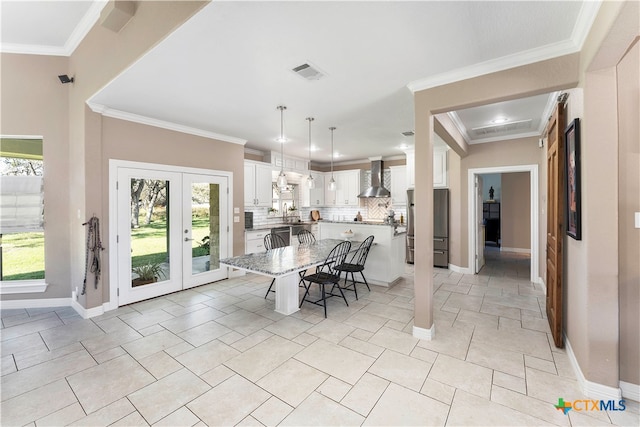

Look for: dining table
[220,238,357,315]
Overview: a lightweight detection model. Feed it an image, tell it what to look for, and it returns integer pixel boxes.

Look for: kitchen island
[318,221,406,287]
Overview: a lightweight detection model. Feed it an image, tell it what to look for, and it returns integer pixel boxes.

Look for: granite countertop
[221,238,357,276]
[319,220,401,227]
[246,221,319,232]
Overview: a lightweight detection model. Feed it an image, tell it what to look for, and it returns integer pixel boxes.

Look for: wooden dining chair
[333,235,374,300]
[263,233,287,299]
[299,240,351,318]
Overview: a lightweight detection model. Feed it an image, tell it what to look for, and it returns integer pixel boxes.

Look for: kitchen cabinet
[389,165,407,206]
[266,151,308,174]
[245,229,269,254]
[404,149,415,189]
[433,147,448,188]
[300,172,325,208]
[325,170,360,206]
[244,160,273,207]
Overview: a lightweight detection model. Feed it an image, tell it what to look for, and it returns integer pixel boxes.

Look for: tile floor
[1,249,638,426]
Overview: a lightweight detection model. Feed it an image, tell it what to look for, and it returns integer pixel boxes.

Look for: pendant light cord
[329,126,336,178]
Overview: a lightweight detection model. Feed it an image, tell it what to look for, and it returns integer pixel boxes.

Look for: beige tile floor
[1,248,638,426]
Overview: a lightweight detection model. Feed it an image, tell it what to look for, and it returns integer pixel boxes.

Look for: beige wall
[501,172,531,250]
[99,117,245,304]
[448,137,542,269]
[617,39,639,386]
[413,53,579,331]
[0,54,72,300]
[68,1,207,309]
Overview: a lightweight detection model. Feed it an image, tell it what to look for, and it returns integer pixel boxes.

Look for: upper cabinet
[325,170,360,206]
[403,147,448,189]
[389,165,407,206]
[244,160,273,207]
[308,172,325,207]
[265,151,308,175]
[404,149,415,189]
[433,147,448,188]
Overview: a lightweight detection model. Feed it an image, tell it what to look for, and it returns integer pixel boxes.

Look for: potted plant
[132,261,166,287]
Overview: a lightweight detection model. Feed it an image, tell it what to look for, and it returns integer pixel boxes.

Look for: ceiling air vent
[291,63,325,81]
[471,119,533,137]
[402,131,415,137]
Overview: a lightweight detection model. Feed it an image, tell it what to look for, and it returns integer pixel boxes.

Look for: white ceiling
[1,1,600,164]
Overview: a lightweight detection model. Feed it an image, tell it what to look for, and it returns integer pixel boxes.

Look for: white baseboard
[413,324,434,340]
[619,381,640,401]
[448,263,473,274]
[500,247,531,254]
[71,298,106,319]
[534,277,546,295]
[0,297,71,309]
[565,337,622,400]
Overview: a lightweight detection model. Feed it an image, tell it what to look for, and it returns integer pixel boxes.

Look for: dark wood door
[546,102,565,348]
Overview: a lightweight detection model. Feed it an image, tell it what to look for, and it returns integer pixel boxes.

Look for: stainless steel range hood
[358,158,391,198]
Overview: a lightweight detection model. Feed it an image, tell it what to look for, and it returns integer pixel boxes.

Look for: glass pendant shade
[307,174,315,189]
[328,176,336,191]
[277,170,287,188]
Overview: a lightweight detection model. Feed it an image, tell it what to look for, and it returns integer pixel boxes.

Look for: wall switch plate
[635,212,640,229]
[233,216,240,223]
[234,207,240,214]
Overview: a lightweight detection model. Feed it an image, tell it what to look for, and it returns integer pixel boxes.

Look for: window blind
[0,176,44,234]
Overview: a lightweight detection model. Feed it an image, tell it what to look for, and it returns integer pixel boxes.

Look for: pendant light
[328,126,336,191]
[306,117,315,189]
[276,105,288,188]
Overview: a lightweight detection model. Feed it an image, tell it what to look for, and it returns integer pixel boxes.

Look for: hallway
[1,252,638,426]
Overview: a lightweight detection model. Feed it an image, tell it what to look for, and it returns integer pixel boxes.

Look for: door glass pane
[130,179,170,287]
[191,182,219,274]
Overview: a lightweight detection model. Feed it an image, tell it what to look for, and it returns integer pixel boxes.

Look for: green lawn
[1,232,45,280]
[2,215,212,281]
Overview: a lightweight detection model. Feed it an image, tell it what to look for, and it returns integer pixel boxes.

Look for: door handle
[184,237,193,242]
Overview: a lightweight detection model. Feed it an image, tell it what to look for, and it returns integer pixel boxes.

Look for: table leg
[274,272,300,315]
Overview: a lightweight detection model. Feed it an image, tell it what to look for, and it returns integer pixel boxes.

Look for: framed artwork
[565,118,581,240]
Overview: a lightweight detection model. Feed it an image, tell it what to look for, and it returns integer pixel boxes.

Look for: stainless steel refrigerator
[433,188,449,267]
[406,188,449,267]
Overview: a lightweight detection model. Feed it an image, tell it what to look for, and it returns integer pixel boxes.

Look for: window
[0,137,46,291]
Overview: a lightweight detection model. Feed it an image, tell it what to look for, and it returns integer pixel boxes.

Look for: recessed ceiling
[1,1,600,163]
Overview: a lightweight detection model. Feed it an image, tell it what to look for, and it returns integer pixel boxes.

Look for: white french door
[115,166,228,306]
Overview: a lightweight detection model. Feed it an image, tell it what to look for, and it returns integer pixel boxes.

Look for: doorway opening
[468,165,540,284]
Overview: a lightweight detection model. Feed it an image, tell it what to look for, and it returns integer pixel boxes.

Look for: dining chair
[299,240,351,318]
[333,235,374,300]
[263,233,287,299]
[296,229,316,244]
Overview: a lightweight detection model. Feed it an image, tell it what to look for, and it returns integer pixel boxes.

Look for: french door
[116,166,228,305]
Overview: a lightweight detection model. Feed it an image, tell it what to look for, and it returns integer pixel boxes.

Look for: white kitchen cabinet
[308,172,325,207]
[390,165,407,206]
[244,161,273,207]
[324,170,360,206]
[245,229,269,254]
[404,149,415,188]
[433,147,448,188]
[266,151,309,174]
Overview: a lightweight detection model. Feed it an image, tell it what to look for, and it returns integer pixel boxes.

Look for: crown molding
[407,39,579,93]
[446,111,471,145]
[244,147,265,156]
[65,0,108,56]
[0,1,107,56]
[572,0,603,50]
[468,131,542,146]
[86,102,247,145]
[0,43,68,56]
